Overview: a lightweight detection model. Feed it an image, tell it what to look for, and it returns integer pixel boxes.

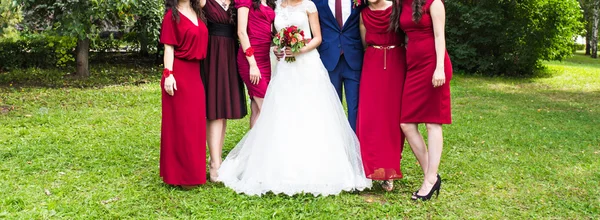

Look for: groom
[314,0,364,132]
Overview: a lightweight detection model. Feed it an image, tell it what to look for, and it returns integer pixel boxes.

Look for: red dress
[357,6,406,180]
[159,9,209,185]
[399,0,452,124]
[202,0,248,120]
[235,0,275,98]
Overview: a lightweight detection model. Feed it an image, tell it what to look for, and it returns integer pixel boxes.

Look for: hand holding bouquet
[272,25,306,63]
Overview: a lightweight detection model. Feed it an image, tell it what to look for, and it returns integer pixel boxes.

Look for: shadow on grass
[0,53,161,89]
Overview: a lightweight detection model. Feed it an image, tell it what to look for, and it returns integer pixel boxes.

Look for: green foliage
[130,0,164,54]
[0,0,21,39]
[574,43,586,51]
[90,34,135,53]
[446,0,584,76]
[0,60,158,87]
[21,0,138,76]
[0,58,599,218]
[0,34,76,71]
[22,0,136,40]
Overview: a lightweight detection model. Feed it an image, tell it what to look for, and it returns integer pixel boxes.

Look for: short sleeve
[235,0,252,9]
[305,0,317,13]
[424,0,442,13]
[160,10,179,46]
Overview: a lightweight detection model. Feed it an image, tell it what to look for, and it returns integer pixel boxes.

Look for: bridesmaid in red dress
[235,0,276,128]
[357,0,406,192]
[395,0,452,200]
[160,0,209,189]
[200,0,248,182]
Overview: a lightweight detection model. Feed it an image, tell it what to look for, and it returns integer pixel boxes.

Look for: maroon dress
[399,0,452,124]
[202,0,248,120]
[357,6,406,180]
[235,0,275,99]
[159,9,209,185]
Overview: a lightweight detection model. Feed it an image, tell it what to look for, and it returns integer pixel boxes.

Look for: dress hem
[161,178,207,186]
[400,119,452,125]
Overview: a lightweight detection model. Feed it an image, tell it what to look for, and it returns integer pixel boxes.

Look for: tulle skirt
[218,50,372,196]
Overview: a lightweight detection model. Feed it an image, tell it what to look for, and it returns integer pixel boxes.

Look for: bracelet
[162,68,173,78]
[244,47,255,57]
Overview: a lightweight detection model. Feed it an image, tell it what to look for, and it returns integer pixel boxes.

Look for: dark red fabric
[399,0,452,124]
[335,0,343,28]
[159,9,208,185]
[357,6,406,180]
[202,0,248,120]
[160,10,208,61]
[235,0,275,98]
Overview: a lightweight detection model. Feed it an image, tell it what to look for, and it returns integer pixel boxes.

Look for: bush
[0,57,159,87]
[0,34,76,71]
[446,0,583,76]
[131,0,164,55]
[572,43,585,53]
[91,34,129,53]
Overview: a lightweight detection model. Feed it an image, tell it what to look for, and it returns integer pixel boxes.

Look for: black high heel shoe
[412,174,440,196]
[412,174,442,201]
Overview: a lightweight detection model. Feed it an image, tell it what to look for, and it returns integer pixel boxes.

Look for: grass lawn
[0,54,598,219]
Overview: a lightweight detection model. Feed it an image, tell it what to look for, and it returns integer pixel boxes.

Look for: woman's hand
[249,65,261,85]
[432,68,445,88]
[273,46,284,60]
[164,75,177,96]
[284,46,304,57]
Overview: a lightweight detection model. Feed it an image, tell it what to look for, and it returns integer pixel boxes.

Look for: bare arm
[162,44,177,95]
[430,0,446,71]
[300,10,323,53]
[237,7,258,66]
[163,44,175,70]
[359,13,366,49]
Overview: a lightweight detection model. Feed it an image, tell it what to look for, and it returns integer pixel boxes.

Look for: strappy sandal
[381,180,394,192]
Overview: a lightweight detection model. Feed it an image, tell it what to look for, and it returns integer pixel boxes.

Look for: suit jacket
[314,0,365,71]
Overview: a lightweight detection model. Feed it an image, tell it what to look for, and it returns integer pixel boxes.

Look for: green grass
[1,53,599,219]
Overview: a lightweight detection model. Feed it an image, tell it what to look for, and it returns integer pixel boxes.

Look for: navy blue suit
[314,0,365,131]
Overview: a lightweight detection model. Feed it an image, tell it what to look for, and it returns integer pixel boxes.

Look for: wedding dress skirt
[218,50,372,196]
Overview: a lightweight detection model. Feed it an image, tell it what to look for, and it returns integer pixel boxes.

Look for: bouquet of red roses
[272,25,306,63]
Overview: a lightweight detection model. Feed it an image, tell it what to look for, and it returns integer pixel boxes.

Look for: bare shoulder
[431,0,445,8]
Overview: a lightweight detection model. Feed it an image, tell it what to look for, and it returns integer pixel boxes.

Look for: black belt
[208,22,236,38]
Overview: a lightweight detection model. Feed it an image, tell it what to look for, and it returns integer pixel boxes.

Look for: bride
[218,0,372,196]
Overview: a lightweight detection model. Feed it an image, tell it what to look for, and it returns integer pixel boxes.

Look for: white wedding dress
[218,0,372,196]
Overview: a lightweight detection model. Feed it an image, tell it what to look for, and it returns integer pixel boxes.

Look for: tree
[591,1,600,58]
[579,0,600,57]
[0,0,21,40]
[446,0,584,75]
[579,0,592,55]
[22,0,135,77]
[131,0,164,57]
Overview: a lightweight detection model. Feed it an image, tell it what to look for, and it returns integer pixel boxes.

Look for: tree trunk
[140,36,149,57]
[583,0,592,55]
[591,0,599,58]
[592,2,599,58]
[586,14,592,55]
[586,30,591,55]
[76,38,90,77]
